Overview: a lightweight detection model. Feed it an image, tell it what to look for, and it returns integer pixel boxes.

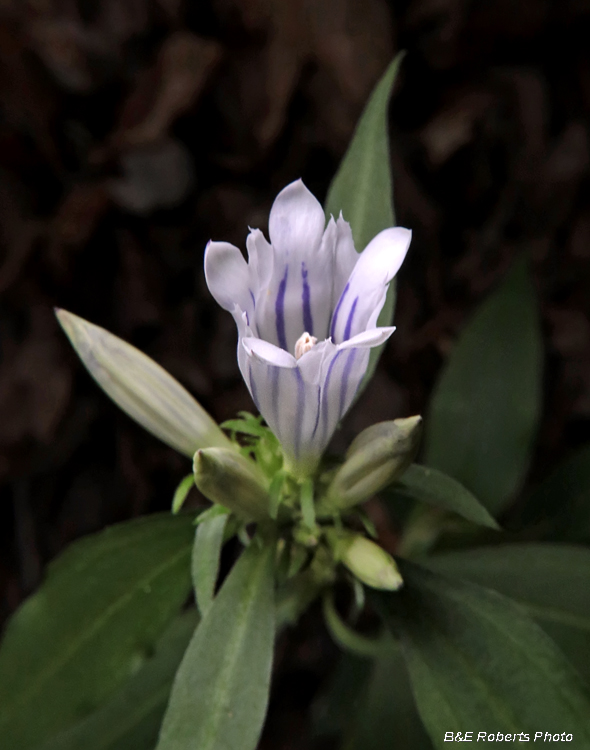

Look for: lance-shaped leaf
[0,514,194,750]
[192,513,228,617]
[325,53,404,393]
[325,54,401,255]
[39,611,199,750]
[155,539,276,750]
[424,543,590,683]
[375,561,590,748]
[56,309,232,457]
[391,464,499,529]
[423,257,543,514]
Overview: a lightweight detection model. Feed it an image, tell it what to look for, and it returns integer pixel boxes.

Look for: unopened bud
[320,416,422,512]
[55,309,232,457]
[327,531,403,591]
[193,448,269,520]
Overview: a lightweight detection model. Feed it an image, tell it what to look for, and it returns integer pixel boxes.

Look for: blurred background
[0,0,589,743]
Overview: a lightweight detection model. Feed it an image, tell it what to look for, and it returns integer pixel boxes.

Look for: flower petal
[331,227,411,344]
[268,179,326,258]
[204,241,251,314]
[246,228,273,295]
[242,337,297,368]
[337,326,396,350]
[255,182,335,354]
[315,347,371,453]
[332,214,359,306]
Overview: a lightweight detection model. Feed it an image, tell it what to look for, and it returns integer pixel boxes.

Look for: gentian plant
[1,55,590,750]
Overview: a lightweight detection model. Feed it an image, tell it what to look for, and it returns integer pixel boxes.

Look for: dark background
[0,0,589,743]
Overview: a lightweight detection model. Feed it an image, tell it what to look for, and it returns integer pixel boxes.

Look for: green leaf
[325,53,404,391]
[325,54,402,251]
[423,543,590,682]
[392,464,499,529]
[343,645,433,750]
[0,514,195,750]
[518,444,590,541]
[376,560,590,747]
[56,309,232,457]
[423,257,543,514]
[172,475,194,514]
[155,539,276,750]
[192,514,228,617]
[39,611,199,750]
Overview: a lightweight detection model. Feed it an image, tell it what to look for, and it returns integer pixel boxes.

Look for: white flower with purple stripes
[204,179,411,475]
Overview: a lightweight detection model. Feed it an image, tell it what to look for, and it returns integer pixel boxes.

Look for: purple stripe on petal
[301,262,313,335]
[249,290,256,308]
[320,350,342,442]
[275,267,289,351]
[338,350,356,419]
[311,386,322,439]
[330,282,349,340]
[343,297,359,342]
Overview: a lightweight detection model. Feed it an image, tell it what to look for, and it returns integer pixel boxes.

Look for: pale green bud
[56,309,232,457]
[320,416,422,512]
[327,530,403,591]
[193,448,270,520]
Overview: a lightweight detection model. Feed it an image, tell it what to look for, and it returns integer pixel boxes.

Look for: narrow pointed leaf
[192,513,228,617]
[423,258,543,513]
[391,464,499,529]
[172,475,195,514]
[0,514,195,750]
[56,309,231,457]
[424,543,590,682]
[39,611,199,750]
[376,561,590,747]
[156,540,276,750]
[325,53,404,392]
[325,54,402,251]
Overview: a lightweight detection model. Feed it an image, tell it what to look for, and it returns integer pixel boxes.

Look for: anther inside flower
[295,332,317,360]
[205,179,411,475]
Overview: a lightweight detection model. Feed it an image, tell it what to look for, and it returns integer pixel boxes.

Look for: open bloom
[205,179,411,474]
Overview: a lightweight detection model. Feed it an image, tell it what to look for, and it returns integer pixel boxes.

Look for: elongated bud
[193,448,270,520]
[56,309,232,457]
[326,530,403,591]
[320,416,422,512]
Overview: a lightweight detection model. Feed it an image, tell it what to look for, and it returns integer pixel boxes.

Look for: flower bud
[326,531,403,591]
[56,309,232,458]
[320,416,422,512]
[193,448,270,520]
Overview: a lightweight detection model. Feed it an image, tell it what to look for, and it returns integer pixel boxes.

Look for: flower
[205,179,411,474]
